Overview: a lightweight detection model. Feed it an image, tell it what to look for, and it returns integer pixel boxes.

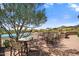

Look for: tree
[0,3,47,41]
[0,3,47,55]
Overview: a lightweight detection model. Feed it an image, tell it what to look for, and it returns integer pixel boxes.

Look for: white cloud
[70,4,77,8]
[44,3,54,8]
[63,15,70,19]
[69,3,79,12]
[62,21,79,26]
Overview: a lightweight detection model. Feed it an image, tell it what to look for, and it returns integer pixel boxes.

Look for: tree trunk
[16,36,19,42]
[10,47,12,56]
[24,41,29,56]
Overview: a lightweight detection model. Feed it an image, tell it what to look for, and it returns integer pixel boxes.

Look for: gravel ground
[60,35,79,50]
[4,35,79,56]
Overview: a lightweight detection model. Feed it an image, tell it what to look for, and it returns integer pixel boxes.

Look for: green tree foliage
[0,3,47,41]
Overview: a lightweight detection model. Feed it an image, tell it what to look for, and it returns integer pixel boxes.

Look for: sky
[1,3,79,30]
[36,3,79,29]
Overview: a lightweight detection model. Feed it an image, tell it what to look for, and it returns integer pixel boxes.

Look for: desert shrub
[44,32,61,47]
[77,32,79,37]
[3,40,10,48]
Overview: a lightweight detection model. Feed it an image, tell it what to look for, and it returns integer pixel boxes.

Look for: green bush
[3,40,10,48]
[77,32,79,37]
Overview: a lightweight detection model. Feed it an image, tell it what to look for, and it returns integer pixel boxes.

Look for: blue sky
[36,3,79,29]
